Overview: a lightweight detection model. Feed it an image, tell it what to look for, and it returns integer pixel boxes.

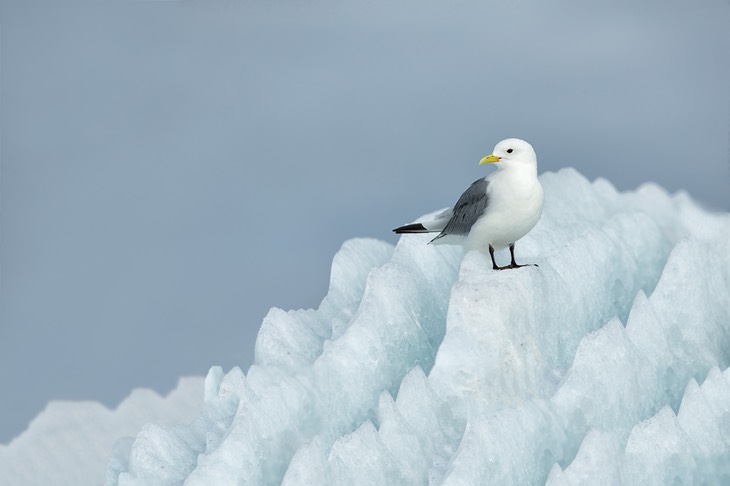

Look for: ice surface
[0,377,202,486]
[101,168,729,485]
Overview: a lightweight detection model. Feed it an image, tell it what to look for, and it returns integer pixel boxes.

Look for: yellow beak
[479,154,501,165]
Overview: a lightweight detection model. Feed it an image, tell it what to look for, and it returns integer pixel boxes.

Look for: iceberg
[103,168,729,485]
[0,377,203,486]
[10,168,729,485]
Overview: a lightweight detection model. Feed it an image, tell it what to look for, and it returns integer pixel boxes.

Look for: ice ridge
[106,168,730,485]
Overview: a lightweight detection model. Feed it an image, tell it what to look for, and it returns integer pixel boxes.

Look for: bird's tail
[392,223,434,234]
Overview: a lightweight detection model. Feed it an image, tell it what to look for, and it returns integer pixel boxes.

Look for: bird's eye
[507,149,513,154]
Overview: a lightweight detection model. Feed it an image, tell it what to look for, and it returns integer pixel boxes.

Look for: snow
[100,168,729,485]
[0,377,203,486]
[4,167,729,485]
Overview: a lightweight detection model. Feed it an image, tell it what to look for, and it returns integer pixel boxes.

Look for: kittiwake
[393,138,544,270]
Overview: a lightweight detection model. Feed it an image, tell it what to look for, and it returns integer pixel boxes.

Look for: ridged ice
[104,168,730,485]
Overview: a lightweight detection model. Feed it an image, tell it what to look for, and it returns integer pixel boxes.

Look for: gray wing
[431,178,489,241]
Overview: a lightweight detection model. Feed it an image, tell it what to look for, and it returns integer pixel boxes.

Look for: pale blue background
[1,0,729,442]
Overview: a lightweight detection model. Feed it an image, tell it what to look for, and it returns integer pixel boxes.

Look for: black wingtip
[393,223,429,234]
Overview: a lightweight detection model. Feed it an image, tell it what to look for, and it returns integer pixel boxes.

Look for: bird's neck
[500,162,538,180]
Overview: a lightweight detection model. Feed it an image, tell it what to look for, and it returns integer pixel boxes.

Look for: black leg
[509,243,518,267]
[490,243,538,271]
[508,243,538,269]
[490,245,514,271]
[489,244,500,270]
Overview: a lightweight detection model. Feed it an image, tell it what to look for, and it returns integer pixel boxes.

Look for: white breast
[465,169,544,252]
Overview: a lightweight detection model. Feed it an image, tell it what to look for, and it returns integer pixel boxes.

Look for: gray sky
[1,0,729,443]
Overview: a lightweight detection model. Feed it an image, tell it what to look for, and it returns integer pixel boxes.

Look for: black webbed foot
[508,263,538,269]
[490,243,538,271]
[493,262,538,270]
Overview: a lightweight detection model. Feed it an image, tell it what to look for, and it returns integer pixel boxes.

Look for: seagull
[393,138,544,270]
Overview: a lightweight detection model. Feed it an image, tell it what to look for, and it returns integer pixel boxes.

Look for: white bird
[393,138,544,270]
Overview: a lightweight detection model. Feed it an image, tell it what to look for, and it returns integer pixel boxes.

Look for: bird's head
[479,138,537,170]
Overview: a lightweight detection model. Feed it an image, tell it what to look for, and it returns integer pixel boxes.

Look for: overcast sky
[1,0,729,443]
